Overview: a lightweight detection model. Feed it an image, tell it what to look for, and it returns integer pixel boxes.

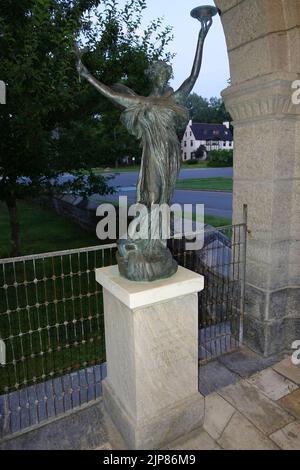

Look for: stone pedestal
[96,265,204,450]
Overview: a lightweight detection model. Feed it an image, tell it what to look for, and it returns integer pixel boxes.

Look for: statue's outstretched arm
[173,19,212,103]
[76,49,140,109]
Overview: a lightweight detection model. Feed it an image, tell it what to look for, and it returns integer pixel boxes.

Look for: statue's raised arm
[75,45,141,109]
[173,6,219,103]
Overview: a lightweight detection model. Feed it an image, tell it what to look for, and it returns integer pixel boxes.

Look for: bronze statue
[76,6,218,282]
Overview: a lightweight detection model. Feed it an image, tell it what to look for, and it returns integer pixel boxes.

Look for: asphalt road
[93,168,233,220]
[105,167,233,188]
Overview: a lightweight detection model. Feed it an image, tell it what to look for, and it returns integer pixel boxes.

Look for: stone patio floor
[100,347,300,451]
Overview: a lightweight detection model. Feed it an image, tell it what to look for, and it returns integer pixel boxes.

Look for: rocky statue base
[117,239,178,282]
[96,265,205,450]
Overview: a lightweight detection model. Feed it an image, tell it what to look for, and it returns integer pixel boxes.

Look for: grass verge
[0,201,100,259]
[176,177,233,191]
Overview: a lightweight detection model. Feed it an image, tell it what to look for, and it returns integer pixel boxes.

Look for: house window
[190,131,192,137]
[191,140,194,146]
[184,152,187,160]
[184,141,187,147]
[223,142,226,147]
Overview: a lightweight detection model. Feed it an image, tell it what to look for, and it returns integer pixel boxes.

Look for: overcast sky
[124,0,230,98]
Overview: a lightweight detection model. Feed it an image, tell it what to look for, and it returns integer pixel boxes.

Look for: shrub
[207,150,233,167]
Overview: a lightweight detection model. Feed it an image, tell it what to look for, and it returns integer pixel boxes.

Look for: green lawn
[0,201,101,259]
[182,162,210,169]
[0,200,231,259]
[0,201,112,394]
[89,162,211,174]
[0,201,117,393]
[176,177,233,191]
[84,159,232,174]
[91,166,140,174]
[205,215,231,227]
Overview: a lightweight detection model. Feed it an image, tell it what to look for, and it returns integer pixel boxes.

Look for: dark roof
[191,123,233,142]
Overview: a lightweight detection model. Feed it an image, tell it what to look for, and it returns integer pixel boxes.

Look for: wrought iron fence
[170,223,247,363]
[0,244,117,438]
[0,223,246,439]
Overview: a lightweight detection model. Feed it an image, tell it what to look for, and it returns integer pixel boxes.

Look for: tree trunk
[5,193,21,257]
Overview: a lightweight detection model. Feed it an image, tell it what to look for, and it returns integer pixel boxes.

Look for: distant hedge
[207,150,233,167]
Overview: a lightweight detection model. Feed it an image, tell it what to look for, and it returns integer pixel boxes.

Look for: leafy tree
[193,145,207,160]
[185,92,231,124]
[0,0,173,256]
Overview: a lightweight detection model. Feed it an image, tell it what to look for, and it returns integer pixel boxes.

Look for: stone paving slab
[205,336,238,358]
[219,348,280,379]
[217,412,278,450]
[219,380,294,435]
[204,393,235,440]
[247,368,298,401]
[278,389,300,419]
[199,361,239,396]
[270,421,300,450]
[273,359,300,386]
[167,429,221,450]
[2,352,298,451]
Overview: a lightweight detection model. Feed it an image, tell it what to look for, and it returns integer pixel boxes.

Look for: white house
[181,120,234,161]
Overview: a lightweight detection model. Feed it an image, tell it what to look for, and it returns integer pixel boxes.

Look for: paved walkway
[100,348,300,451]
[168,356,300,450]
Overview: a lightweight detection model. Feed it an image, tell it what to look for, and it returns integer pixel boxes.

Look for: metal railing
[0,244,117,438]
[170,223,247,363]
[0,223,247,439]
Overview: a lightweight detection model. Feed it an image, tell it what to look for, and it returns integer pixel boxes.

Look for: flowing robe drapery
[121,97,188,208]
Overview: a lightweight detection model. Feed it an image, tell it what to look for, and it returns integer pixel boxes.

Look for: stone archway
[214,0,300,355]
